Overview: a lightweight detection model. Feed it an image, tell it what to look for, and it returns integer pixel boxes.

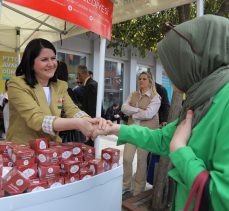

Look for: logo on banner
[5,0,113,40]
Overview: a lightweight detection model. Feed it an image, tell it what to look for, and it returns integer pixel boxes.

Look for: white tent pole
[94,37,106,158]
[196,0,204,17]
[95,37,106,117]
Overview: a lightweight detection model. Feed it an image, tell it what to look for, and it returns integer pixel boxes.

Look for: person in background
[7,38,107,144]
[0,79,10,138]
[76,78,83,87]
[76,65,97,118]
[93,15,229,211]
[155,82,170,127]
[76,65,98,146]
[56,61,86,143]
[82,69,105,118]
[121,71,161,196]
[105,103,122,124]
[72,77,83,90]
[146,81,170,185]
[56,61,79,105]
[73,77,84,110]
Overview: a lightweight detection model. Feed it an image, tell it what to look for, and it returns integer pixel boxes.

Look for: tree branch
[216,0,229,16]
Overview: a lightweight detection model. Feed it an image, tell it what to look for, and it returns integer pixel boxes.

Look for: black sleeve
[67,88,79,106]
[157,85,170,124]
[160,86,170,122]
[73,87,85,109]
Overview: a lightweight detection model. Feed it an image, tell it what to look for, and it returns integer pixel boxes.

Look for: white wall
[55,35,92,55]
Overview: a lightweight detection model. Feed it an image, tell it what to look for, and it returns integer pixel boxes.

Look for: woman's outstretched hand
[80,117,121,140]
[92,122,121,140]
[84,117,108,130]
[82,117,114,140]
[170,110,193,152]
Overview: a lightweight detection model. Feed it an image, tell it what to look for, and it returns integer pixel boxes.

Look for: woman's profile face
[33,48,57,86]
[138,73,150,90]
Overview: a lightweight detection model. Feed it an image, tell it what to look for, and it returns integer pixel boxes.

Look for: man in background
[105,103,122,124]
[73,77,84,110]
[76,66,98,146]
[57,61,85,143]
[76,65,97,118]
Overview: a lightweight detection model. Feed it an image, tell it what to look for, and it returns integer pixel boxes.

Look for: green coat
[7,76,84,144]
[118,82,229,211]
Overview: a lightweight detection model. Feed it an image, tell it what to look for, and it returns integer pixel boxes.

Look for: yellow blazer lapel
[34,84,52,115]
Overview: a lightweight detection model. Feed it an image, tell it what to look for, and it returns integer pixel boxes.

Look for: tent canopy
[0,0,194,52]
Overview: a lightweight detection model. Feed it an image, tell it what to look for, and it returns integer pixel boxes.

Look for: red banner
[5,0,113,40]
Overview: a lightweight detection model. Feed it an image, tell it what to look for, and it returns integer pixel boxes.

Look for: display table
[0,165,123,211]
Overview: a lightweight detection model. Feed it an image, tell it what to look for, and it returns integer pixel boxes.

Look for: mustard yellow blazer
[7,76,86,144]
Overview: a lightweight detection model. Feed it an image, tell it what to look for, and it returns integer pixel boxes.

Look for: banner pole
[196,0,204,17]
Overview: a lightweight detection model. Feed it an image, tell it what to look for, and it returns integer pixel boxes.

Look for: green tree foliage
[109,0,229,57]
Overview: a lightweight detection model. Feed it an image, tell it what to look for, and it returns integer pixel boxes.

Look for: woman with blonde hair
[121,71,161,196]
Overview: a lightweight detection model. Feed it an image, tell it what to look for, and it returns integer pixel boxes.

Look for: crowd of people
[0,14,228,211]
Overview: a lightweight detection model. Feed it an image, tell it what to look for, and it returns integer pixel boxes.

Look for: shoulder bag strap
[184,170,209,211]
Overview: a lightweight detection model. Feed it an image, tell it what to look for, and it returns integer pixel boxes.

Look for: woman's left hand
[170,110,193,152]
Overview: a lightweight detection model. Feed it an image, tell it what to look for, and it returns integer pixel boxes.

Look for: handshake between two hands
[79,110,193,151]
[79,117,120,140]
